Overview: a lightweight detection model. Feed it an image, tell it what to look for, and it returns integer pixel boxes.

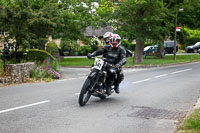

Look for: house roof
[84,26,113,37]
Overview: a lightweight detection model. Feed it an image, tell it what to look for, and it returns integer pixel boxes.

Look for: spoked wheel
[79,77,95,106]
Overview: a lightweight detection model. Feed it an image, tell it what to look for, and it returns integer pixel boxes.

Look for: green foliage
[79,45,92,55]
[30,67,52,82]
[59,0,96,40]
[121,40,153,51]
[46,41,59,55]
[0,0,63,52]
[115,0,168,42]
[30,59,60,81]
[60,38,71,52]
[23,49,56,63]
[0,60,3,75]
[177,0,200,29]
[121,40,135,51]
[179,28,200,49]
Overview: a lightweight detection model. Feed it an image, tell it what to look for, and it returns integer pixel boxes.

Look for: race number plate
[94,58,104,70]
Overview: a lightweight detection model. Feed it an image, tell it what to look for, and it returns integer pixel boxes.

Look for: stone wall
[0,62,35,86]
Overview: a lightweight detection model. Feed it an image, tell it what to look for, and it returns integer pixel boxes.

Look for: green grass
[59,58,94,67]
[59,54,200,67]
[177,108,200,133]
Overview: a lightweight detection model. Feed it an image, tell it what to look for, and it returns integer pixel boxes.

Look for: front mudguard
[88,71,98,79]
[87,71,99,92]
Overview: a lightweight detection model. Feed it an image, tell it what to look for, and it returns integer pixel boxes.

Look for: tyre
[99,95,106,99]
[79,77,94,106]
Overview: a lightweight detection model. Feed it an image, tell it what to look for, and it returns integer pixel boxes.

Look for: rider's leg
[106,67,116,95]
[114,69,124,94]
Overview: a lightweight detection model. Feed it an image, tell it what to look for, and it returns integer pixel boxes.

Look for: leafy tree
[0,0,63,54]
[115,0,169,63]
[178,0,200,29]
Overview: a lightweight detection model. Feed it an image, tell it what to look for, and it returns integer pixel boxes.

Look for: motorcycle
[79,57,115,106]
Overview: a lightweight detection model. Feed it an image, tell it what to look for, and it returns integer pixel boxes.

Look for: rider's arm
[90,45,107,57]
[116,48,127,67]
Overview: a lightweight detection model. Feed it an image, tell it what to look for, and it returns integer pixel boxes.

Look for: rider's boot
[106,85,112,95]
[114,84,120,94]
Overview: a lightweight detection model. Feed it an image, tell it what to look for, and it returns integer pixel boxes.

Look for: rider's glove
[115,64,121,70]
[87,53,93,59]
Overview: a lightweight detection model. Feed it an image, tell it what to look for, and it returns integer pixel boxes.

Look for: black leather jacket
[91,45,127,67]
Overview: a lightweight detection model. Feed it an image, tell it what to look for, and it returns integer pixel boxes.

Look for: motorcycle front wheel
[79,77,94,106]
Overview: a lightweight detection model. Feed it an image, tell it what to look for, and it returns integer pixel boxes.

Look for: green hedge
[180,28,200,49]
[14,49,56,63]
[79,45,92,55]
[121,40,135,51]
[121,40,154,51]
[46,42,59,55]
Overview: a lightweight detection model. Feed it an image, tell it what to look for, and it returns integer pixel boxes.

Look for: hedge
[14,49,56,63]
[121,40,154,51]
[180,28,200,49]
[46,41,59,55]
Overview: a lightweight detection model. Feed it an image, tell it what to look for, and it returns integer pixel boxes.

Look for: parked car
[164,41,178,54]
[185,42,200,53]
[143,45,158,55]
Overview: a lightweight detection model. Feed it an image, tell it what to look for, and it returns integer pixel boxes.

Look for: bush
[180,28,200,49]
[30,59,60,81]
[121,40,135,51]
[26,49,56,62]
[60,38,71,56]
[79,45,92,55]
[184,36,200,49]
[46,41,59,55]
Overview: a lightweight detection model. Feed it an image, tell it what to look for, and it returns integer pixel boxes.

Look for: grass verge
[59,54,200,67]
[177,108,200,133]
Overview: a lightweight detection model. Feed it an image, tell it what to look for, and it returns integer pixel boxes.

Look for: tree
[115,0,169,63]
[0,0,63,53]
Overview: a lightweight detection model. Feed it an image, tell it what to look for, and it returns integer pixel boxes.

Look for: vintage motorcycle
[79,57,116,106]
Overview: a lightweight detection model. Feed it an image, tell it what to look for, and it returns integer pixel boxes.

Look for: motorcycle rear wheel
[79,77,94,106]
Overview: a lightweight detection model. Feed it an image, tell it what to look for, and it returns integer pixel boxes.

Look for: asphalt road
[0,62,200,133]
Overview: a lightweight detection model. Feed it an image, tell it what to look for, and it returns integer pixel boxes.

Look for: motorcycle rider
[103,32,113,45]
[87,34,126,95]
[104,32,132,58]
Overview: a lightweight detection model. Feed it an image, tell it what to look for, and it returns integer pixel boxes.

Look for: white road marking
[57,76,87,82]
[154,74,168,78]
[132,78,151,84]
[0,100,50,114]
[57,79,68,82]
[75,93,80,95]
[171,68,192,74]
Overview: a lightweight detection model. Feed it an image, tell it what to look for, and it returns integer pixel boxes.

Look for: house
[84,26,113,38]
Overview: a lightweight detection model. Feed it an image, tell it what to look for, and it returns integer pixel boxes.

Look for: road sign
[176,27,181,32]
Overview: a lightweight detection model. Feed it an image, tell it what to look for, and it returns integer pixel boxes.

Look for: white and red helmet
[110,34,121,48]
[103,32,113,45]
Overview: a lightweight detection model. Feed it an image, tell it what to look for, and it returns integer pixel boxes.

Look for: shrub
[30,59,60,81]
[79,45,92,55]
[184,36,200,49]
[26,49,56,62]
[60,38,72,55]
[0,60,3,76]
[46,41,59,55]
[121,40,135,51]
[180,28,200,49]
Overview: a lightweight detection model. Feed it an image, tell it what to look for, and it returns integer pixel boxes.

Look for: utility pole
[174,8,184,60]
[174,10,178,60]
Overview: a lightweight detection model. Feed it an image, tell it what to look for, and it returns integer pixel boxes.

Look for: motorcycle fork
[89,71,100,92]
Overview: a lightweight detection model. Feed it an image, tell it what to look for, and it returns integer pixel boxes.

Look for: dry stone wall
[0,62,35,86]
